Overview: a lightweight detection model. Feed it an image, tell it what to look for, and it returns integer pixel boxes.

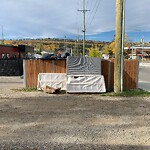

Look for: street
[139,63,150,92]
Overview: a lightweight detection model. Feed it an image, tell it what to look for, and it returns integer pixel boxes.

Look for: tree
[102,42,114,56]
[35,43,43,54]
[88,47,102,57]
[102,33,130,57]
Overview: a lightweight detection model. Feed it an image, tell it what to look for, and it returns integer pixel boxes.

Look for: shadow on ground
[0,143,149,150]
[0,95,149,149]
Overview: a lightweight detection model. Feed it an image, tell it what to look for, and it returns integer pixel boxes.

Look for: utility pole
[141,37,144,63]
[121,0,126,92]
[64,35,67,52]
[131,42,134,59]
[75,35,79,56]
[114,0,124,93]
[78,0,90,56]
[1,25,4,45]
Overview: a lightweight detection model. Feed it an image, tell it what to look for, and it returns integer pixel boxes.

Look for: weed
[101,89,150,97]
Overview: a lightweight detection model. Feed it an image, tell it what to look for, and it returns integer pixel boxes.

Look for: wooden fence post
[136,61,139,90]
[23,59,26,88]
[108,60,111,90]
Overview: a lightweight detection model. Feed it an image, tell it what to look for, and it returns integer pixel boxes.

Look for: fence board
[101,60,109,90]
[123,60,138,89]
[54,59,66,73]
[24,59,66,88]
[109,60,114,90]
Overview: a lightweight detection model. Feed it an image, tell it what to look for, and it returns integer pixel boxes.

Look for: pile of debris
[42,85,61,94]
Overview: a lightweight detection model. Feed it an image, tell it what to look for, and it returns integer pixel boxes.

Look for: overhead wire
[74,0,102,40]
[86,0,96,24]
[75,0,82,38]
[88,0,102,27]
[86,0,90,9]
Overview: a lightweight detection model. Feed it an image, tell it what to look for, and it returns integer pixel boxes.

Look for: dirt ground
[0,86,150,150]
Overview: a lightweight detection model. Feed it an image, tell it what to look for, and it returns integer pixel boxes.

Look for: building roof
[0,44,18,49]
[132,46,150,50]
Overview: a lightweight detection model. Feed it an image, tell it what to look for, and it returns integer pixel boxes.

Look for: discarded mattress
[67,75,106,93]
[37,73,67,90]
[67,56,101,75]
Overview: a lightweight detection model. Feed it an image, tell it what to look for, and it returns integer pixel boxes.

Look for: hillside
[4,38,109,54]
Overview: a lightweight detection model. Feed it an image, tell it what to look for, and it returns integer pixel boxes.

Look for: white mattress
[67,75,106,93]
[37,73,67,90]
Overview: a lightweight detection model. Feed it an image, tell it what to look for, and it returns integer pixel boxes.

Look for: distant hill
[3,38,109,54]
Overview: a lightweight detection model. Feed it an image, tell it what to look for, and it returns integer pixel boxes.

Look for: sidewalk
[139,81,150,92]
[0,76,23,88]
[139,62,150,67]
[139,63,150,92]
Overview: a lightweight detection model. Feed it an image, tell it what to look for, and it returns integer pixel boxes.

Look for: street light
[141,37,144,63]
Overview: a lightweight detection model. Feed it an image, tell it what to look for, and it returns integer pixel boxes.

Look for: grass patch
[12,87,37,92]
[101,89,150,97]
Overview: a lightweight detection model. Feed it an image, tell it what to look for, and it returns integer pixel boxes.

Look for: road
[139,63,150,92]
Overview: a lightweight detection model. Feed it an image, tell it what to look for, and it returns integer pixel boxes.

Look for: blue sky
[0,0,150,42]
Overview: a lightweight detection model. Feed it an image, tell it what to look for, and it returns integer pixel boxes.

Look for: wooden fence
[23,59,139,90]
[101,59,139,90]
[23,59,66,89]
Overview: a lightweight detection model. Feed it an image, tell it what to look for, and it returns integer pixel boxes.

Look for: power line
[86,0,96,23]
[75,0,80,32]
[75,0,82,56]
[75,0,83,35]
[86,0,90,9]
[87,0,102,27]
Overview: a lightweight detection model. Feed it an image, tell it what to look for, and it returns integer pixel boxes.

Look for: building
[125,46,150,59]
[18,45,34,58]
[0,45,34,59]
[0,45,19,59]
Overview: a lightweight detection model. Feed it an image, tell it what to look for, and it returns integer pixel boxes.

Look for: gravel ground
[0,87,150,150]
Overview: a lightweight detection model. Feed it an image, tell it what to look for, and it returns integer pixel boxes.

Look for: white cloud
[0,0,150,40]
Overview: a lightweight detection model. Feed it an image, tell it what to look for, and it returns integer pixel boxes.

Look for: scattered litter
[41,85,61,94]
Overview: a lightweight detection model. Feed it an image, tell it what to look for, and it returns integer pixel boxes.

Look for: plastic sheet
[37,73,67,90]
[67,75,106,93]
[67,57,101,75]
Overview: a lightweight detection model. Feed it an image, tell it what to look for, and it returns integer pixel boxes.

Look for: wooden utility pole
[1,25,4,45]
[64,35,67,52]
[114,0,124,93]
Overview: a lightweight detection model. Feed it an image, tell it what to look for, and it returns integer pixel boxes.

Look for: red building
[0,45,20,59]
[0,45,34,59]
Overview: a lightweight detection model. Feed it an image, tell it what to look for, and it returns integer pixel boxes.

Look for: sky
[0,0,150,42]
